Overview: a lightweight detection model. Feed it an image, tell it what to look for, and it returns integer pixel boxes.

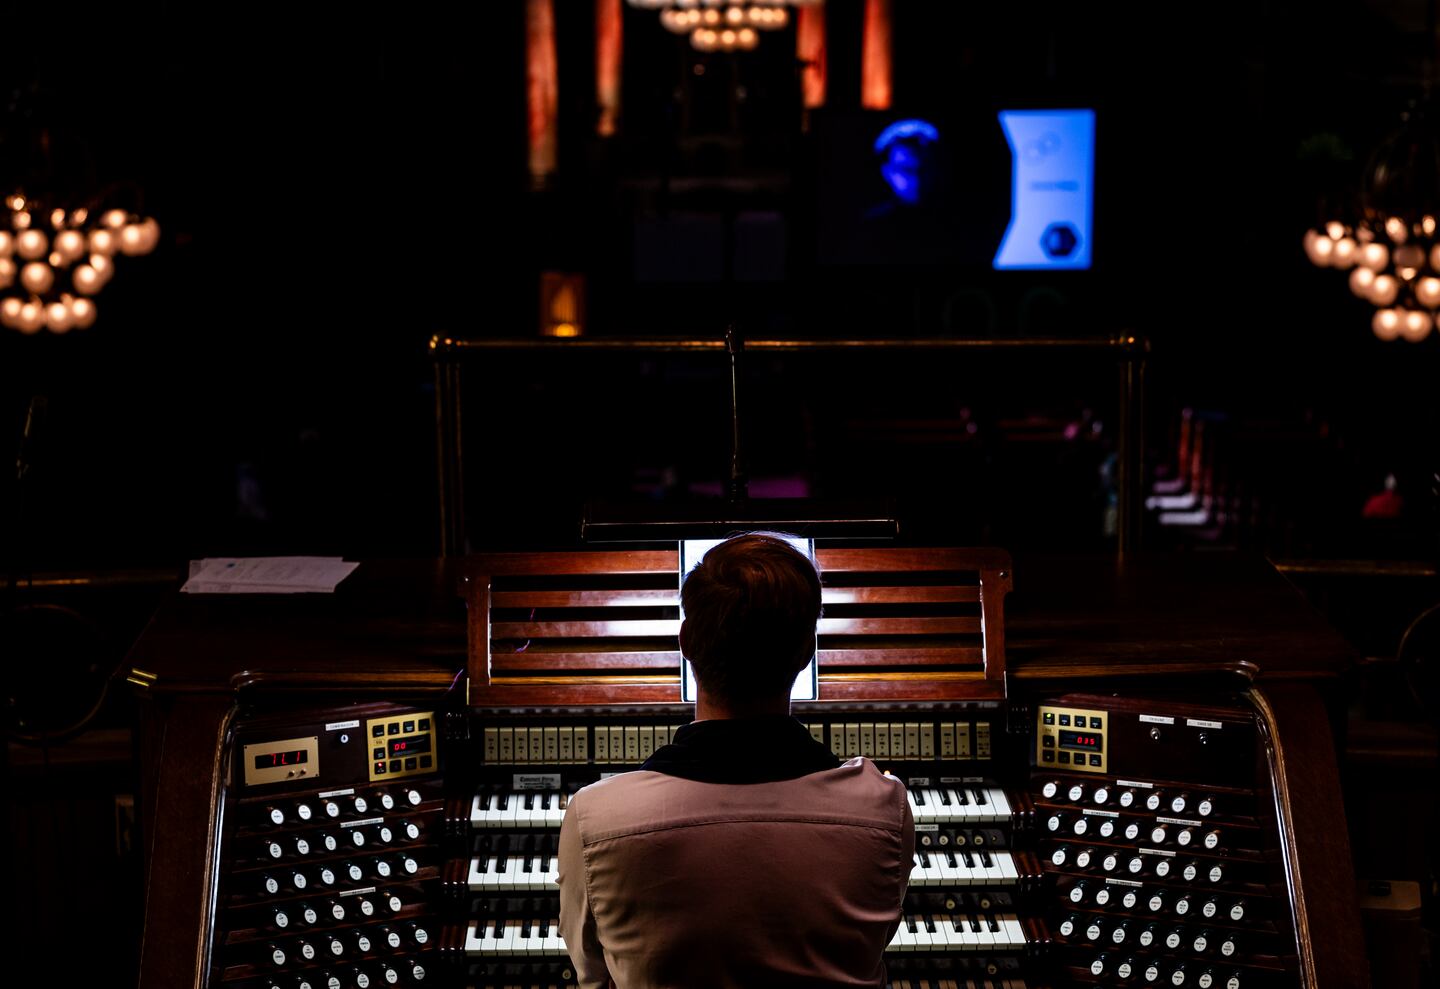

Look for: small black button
[1042,736,1055,747]
[1089,754,1102,766]
[402,720,415,733]
[374,762,387,775]
[389,760,402,772]
[1042,751,1055,763]
[1071,712,1085,723]
[1059,715,1071,726]
[1058,751,1071,764]
[372,724,385,737]
[1043,712,1055,725]
[419,755,432,769]
[418,718,431,732]
[404,757,418,771]
[387,723,400,736]
[1090,717,1103,729]
[373,748,385,760]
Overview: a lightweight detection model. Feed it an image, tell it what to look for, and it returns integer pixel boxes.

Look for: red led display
[1058,729,1103,752]
[253,749,309,770]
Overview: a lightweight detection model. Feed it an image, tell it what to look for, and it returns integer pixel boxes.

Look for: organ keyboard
[133,551,1371,989]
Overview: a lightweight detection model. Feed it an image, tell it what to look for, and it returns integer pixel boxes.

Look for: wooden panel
[816,546,1010,573]
[466,546,1012,706]
[1249,683,1371,989]
[822,585,980,604]
[817,646,984,667]
[137,694,234,989]
[490,650,682,671]
[490,616,981,639]
[492,619,677,638]
[492,588,676,608]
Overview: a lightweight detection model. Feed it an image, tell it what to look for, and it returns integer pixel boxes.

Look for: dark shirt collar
[640,715,842,784]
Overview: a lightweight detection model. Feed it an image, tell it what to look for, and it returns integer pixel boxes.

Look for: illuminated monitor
[679,537,819,704]
[817,107,1096,271]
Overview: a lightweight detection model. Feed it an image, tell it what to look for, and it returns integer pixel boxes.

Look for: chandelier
[1303,104,1440,343]
[629,0,819,53]
[0,192,159,335]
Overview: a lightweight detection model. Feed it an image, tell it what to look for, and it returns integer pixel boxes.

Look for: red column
[526,0,559,186]
[861,0,892,110]
[595,0,623,137]
[797,3,827,110]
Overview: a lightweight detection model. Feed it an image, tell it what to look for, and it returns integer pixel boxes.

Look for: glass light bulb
[20,261,54,294]
[1331,237,1357,268]
[1304,232,1334,266]
[1360,242,1389,271]
[1369,273,1400,306]
[1385,216,1408,242]
[72,264,103,295]
[45,300,74,333]
[54,229,86,263]
[1416,276,1440,308]
[1349,266,1376,297]
[68,296,97,329]
[16,301,44,334]
[0,230,12,256]
[88,228,119,256]
[102,208,129,229]
[0,256,14,289]
[1325,220,1346,240]
[1372,307,1402,341]
[16,229,48,260]
[1400,309,1433,342]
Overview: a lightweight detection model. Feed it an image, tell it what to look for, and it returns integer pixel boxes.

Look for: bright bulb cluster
[0,195,159,335]
[632,0,815,52]
[1304,216,1440,343]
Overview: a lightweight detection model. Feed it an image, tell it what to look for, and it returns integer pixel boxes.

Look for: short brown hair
[680,533,822,703]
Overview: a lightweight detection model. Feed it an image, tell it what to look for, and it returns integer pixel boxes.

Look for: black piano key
[945,851,957,867]
[914,789,927,806]
[954,788,969,805]
[972,787,988,806]
[938,789,951,805]
[980,850,994,868]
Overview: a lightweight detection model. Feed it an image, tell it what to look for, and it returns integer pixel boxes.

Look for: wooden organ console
[132,550,1370,989]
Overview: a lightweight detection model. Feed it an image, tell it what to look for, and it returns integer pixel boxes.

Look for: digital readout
[1058,729,1103,752]
[389,735,432,757]
[253,749,310,770]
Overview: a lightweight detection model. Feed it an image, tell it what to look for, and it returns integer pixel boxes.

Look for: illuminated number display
[1059,730,1103,752]
[389,735,433,757]
[253,749,311,770]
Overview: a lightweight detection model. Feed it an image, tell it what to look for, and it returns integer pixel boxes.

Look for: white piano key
[988,787,1012,820]
[1002,916,1026,950]
[912,914,934,950]
[541,919,565,956]
[543,792,565,827]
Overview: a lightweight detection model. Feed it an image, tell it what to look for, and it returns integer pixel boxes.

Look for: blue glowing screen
[993,109,1095,270]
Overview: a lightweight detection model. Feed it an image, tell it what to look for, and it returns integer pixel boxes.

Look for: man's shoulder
[567,760,909,844]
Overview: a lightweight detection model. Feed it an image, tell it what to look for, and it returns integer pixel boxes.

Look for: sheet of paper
[182,556,359,594]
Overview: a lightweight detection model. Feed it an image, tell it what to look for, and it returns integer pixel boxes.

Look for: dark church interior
[3,1,1438,986]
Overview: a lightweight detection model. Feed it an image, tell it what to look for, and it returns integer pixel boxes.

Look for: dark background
[2,3,1439,983]
[1,0,1436,569]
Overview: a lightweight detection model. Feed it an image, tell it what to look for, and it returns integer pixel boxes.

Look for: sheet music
[181,556,359,594]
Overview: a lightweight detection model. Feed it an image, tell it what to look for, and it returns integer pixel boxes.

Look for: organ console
[132,550,1370,989]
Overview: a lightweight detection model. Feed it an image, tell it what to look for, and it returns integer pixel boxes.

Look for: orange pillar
[526,0,559,186]
[797,3,827,110]
[595,0,623,137]
[861,0,892,110]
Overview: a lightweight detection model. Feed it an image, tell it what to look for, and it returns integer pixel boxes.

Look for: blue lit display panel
[993,109,1095,270]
